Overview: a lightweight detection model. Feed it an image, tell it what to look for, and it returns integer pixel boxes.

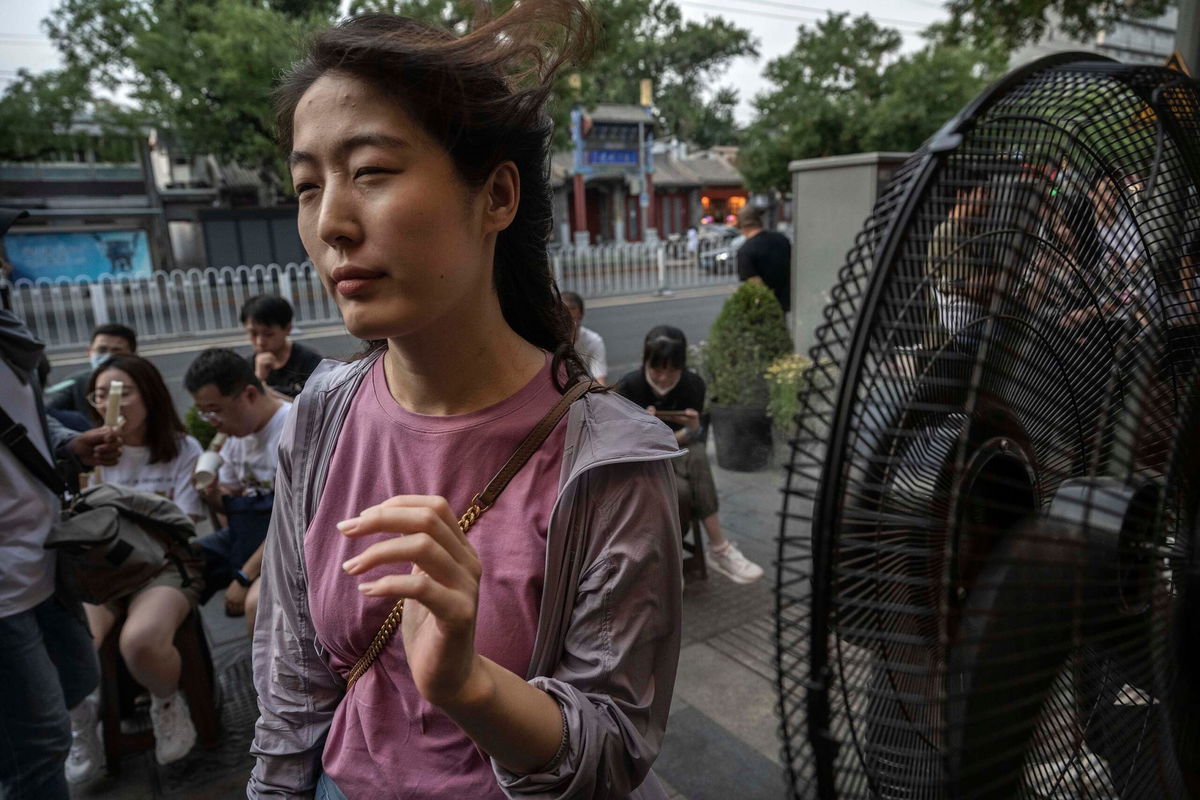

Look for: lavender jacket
[247,354,684,799]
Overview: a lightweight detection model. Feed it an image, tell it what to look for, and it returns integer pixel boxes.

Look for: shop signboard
[4,229,153,281]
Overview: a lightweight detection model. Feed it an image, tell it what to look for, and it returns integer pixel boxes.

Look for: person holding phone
[615,325,764,584]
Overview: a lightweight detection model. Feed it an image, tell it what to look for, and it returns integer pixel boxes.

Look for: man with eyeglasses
[184,348,291,628]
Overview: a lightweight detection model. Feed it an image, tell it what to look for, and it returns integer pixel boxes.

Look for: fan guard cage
[777,55,1200,799]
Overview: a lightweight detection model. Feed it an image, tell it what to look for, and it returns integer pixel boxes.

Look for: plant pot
[709,403,773,471]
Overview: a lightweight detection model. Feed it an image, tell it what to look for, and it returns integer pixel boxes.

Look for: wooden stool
[98,609,221,775]
[679,503,708,581]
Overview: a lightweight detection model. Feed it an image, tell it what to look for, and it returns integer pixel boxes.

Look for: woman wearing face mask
[614,326,764,584]
[67,355,206,782]
[249,4,684,798]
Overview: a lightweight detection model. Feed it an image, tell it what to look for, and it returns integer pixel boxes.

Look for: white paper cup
[193,451,223,490]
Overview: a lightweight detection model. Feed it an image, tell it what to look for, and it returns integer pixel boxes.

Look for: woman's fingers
[344,532,475,587]
[339,500,475,566]
[356,572,476,625]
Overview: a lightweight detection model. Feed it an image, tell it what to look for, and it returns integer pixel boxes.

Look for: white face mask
[89,353,114,371]
[645,367,681,398]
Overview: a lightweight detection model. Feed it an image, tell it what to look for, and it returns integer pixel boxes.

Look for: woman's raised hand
[338,495,488,709]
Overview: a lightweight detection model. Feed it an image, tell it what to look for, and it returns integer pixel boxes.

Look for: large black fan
[776,54,1200,799]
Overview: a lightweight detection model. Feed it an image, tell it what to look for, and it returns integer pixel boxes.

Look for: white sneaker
[706,542,764,584]
[149,691,196,766]
[66,690,104,784]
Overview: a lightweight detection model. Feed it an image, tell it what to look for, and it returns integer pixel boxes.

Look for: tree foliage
[2,0,753,188]
[738,13,1005,193]
[573,1,756,146]
[36,0,328,189]
[942,0,1171,51]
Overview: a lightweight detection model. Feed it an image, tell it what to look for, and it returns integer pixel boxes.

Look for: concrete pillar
[1178,0,1199,78]
[643,173,658,242]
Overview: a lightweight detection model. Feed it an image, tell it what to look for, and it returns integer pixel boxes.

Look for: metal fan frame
[792,52,1200,799]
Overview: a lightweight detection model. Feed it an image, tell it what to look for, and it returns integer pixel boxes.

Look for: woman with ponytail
[248,3,684,798]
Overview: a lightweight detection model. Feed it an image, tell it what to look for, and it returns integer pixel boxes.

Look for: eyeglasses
[86,388,139,408]
[197,409,224,423]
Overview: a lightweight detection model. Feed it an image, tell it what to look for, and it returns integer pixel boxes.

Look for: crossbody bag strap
[0,403,69,497]
[345,378,596,691]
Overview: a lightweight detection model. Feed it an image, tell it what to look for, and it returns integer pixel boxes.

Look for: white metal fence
[3,240,738,351]
[553,237,739,297]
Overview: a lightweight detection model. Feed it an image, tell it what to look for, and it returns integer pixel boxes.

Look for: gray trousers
[674,440,719,521]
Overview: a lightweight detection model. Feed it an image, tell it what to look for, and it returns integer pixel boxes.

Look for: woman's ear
[482,161,520,234]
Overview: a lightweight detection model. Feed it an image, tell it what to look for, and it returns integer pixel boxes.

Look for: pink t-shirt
[305,355,567,799]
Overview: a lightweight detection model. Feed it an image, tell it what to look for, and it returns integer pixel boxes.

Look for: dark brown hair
[87,355,188,464]
[274,1,597,390]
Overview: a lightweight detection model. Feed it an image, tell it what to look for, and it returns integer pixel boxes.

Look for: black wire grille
[777,55,1200,800]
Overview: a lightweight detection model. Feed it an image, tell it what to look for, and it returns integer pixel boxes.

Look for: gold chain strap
[345,495,488,692]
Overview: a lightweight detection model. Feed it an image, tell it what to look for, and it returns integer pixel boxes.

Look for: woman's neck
[122,424,146,447]
[382,304,546,416]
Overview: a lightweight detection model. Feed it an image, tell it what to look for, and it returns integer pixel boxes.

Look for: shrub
[704,281,793,406]
[184,405,218,450]
[765,353,812,435]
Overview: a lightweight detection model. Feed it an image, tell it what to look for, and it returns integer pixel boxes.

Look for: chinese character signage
[5,229,153,281]
[586,150,639,166]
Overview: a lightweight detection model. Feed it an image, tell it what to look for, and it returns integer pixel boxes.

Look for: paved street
[45,285,736,412]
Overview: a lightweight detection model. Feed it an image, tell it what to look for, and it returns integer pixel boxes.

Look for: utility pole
[1178,0,1199,76]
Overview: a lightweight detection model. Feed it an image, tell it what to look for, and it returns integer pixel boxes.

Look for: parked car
[698,225,744,274]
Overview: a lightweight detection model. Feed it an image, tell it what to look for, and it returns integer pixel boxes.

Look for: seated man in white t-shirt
[185,348,292,633]
[562,290,607,384]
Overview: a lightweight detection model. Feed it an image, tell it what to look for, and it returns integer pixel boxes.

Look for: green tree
[4,0,752,189]
[574,0,755,147]
[39,0,328,193]
[738,13,1003,193]
[942,0,1171,51]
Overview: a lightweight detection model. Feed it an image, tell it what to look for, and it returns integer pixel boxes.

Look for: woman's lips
[331,265,384,298]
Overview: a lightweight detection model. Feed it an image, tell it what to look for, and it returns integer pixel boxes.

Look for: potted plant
[702,281,793,470]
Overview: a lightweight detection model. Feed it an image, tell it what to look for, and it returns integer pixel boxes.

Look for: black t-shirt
[737,230,792,312]
[614,368,706,431]
[252,341,323,398]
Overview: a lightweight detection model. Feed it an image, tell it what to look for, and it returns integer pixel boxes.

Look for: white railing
[553,237,739,297]
[4,240,738,351]
[4,262,341,352]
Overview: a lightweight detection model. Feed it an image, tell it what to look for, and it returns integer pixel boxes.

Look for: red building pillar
[572,174,588,245]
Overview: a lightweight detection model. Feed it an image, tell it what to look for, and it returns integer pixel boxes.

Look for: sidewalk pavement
[71,438,795,800]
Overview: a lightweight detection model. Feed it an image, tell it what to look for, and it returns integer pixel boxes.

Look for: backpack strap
[0,403,68,496]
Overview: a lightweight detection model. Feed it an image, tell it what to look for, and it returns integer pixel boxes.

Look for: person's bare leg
[701,513,729,549]
[84,603,118,650]
[118,586,190,698]
[244,580,261,638]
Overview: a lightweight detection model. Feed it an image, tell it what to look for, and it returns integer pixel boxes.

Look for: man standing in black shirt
[735,205,791,314]
[615,326,764,584]
[240,295,323,399]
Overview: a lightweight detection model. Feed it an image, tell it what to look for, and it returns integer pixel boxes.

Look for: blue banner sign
[5,230,153,281]
[586,150,638,166]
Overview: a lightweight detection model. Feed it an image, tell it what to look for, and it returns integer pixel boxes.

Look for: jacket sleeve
[247,406,344,799]
[494,457,683,799]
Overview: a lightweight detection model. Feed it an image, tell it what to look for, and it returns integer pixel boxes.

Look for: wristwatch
[234,569,256,588]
